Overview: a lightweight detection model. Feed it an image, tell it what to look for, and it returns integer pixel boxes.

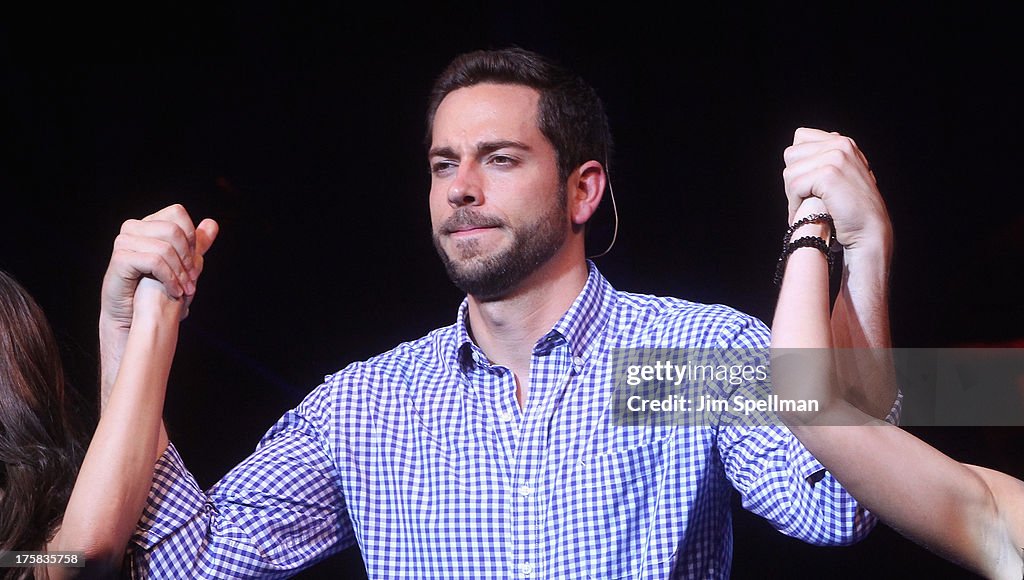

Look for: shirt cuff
[131,441,211,551]
[885,389,904,426]
[788,434,828,484]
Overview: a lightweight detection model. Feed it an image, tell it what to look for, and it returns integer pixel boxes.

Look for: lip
[449,225,497,237]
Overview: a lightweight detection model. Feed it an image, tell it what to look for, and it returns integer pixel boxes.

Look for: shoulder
[335,323,459,383]
[298,323,460,413]
[611,289,770,349]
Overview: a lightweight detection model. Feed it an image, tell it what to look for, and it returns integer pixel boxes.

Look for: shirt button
[572,356,584,368]
[518,484,534,496]
[520,562,534,576]
[498,410,513,422]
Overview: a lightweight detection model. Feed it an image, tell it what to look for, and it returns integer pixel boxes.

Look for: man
[98,48,898,578]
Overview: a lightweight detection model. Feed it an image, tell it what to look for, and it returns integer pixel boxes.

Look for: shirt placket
[511,337,574,580]
[468,346,528,576]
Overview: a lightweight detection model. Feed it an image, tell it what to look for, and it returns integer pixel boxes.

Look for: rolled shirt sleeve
[128,404,354,579]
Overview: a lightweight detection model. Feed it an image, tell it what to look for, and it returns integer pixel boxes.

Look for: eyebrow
[428,140,531,160]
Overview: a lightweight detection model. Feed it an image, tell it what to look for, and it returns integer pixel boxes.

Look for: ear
[568,160,607,226]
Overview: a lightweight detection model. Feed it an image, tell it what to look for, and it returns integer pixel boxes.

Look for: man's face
[429,83,568,301]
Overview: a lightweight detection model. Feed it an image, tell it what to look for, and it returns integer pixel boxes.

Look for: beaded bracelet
[783,212,837,250]
[772,213,837,286]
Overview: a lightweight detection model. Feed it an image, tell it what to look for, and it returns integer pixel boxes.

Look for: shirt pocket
[566,433,677,579]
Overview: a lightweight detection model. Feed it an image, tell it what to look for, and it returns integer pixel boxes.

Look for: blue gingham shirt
[130,262,882,578]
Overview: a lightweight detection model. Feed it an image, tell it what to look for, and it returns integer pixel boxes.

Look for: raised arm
[56,205,352,577]
[46,207,217,577]
[771,192,1024,579]
[782,128,896,419]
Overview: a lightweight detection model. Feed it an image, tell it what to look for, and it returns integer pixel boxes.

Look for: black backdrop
[2,4,1021,579]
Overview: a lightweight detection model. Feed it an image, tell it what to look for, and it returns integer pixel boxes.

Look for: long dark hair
[0,269,86,563]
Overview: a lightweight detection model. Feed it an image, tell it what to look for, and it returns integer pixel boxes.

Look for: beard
[433,187,568,301]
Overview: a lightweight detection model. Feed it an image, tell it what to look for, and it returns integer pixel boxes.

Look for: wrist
[842,237,892,282]
[132,298,185,327]
[133,277,187,325]
[99,318,128,407]
[841,218,893,265]
[791,221,829,240]
[774,212,836,287]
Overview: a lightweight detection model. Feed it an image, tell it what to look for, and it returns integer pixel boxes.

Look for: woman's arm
[771,198,1024,579]
[45,278,179,578]
[45,213,218,578]
[782,128,898,419]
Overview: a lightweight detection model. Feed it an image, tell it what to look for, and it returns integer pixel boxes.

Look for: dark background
[2,4,1021,578]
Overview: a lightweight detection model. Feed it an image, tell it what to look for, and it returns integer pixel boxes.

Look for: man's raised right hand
[99,204,218,406]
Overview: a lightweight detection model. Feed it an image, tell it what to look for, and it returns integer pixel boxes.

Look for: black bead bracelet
[773,213,838,286]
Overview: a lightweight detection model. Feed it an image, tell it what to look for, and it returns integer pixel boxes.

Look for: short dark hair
[425,47,614,184]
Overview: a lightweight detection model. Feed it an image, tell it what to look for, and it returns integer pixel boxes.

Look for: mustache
[439,208,507,234]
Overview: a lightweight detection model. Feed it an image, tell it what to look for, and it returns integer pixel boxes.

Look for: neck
[466,252,588,375]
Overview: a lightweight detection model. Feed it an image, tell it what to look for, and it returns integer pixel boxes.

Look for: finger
[794,196,828,220]
[786,154,882,219]
[784,145,871,195]
[792,127,834,146]
[783,151,843,223]
[109,247,186,298]
[788,163,840,199]
[143,204,198,255]
[786,189,815,225]
[784,156,850,224]
[113,233,194,295]
[181,287,195,320]
[786,132,871,174]
[827,132,872,171]
[784,137,850,167]
[852,140,871,173]
[784,140,821,167]
[120,217,196,278]
[783,164,819,224]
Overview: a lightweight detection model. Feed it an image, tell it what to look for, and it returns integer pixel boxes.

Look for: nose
[447,163,484,207]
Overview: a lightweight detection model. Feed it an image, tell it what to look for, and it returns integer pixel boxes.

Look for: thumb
[195,219,220,256]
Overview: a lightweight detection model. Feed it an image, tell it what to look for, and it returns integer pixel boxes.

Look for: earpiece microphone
[587,161,619,259]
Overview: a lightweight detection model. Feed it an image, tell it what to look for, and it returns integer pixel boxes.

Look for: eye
[488,154,517,168]
[430,160,457,177]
